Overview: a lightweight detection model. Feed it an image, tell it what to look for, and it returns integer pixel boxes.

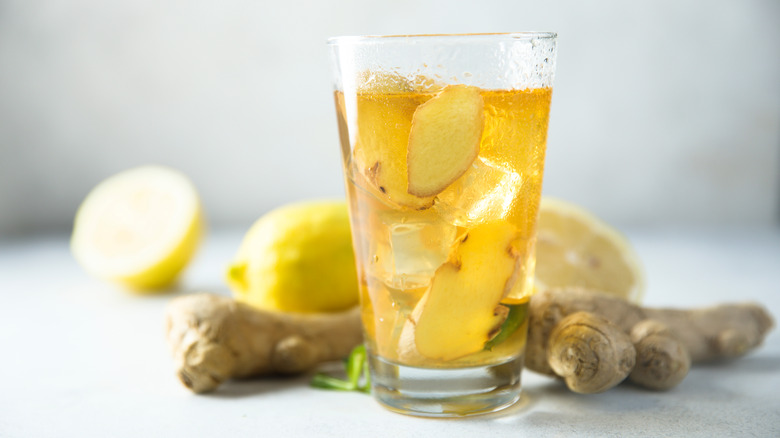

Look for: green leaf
[310,344,371,394]
[346,344,367,385]
[310,373,356,391]
[484,302,528,351]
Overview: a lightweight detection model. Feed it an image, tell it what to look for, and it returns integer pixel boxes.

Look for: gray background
[1,0,778,237]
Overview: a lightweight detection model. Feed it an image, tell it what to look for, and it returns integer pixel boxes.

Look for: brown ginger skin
[628,319,690,390]
[165,293,363,393]
[526,288,774,393]
[166,289,773,395]
[547,312,636,393]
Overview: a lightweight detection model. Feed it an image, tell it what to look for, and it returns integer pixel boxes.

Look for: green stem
[310,344,371,394]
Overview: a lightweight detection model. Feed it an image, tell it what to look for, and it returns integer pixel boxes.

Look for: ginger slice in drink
[407,85,484,198]
[406,221,520,362]
[352,92,435,210]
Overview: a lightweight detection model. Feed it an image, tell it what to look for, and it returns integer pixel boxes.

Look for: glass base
[369,353,523,418]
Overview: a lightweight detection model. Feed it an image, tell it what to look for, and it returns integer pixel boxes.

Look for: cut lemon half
[71,165,204,291]
[534,197,644,303]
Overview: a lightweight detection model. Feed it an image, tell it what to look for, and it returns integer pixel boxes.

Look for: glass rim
[327,32,557,46]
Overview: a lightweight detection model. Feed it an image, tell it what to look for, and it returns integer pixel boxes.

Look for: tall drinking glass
[328,33,557,417]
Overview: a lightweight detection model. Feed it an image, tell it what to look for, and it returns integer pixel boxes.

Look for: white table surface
[1,228,778,437]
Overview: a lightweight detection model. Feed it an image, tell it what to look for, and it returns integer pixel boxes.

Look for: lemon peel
[226,200,359,313]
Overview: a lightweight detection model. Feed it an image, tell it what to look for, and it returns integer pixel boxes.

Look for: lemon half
[534,197,644,303]
[71,165,204,291]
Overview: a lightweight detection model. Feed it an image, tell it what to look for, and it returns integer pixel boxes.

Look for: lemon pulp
[534,197,644,303]
[71,165,204,291]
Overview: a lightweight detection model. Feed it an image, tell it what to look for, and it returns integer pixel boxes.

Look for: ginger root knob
[547,312,636,394]
[628,320,690,390]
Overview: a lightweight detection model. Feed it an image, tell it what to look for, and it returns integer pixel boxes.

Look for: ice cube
[433,158,524,227]
[391,223,448,277]
[372,210,458,290]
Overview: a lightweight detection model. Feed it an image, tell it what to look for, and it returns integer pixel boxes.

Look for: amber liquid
[337,87,553,369]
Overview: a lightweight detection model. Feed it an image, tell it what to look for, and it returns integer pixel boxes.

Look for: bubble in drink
[358,70,444,94]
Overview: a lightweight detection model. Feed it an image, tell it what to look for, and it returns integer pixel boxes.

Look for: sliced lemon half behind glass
[534,197,645,303]
[71,165,204,291]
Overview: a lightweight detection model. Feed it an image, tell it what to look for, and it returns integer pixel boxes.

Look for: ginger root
[527,288,774,393]
[628,319,690,390]
[547,311,636,393]
[166,289,773,395]
[165,293,362,393]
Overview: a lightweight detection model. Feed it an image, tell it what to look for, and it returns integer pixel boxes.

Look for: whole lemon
[226,200,359,313]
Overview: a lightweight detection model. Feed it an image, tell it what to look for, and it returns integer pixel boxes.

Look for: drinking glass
[328,32,557,417]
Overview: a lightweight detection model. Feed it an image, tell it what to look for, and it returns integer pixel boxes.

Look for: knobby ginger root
[628,319,690,390]
[166,290,773,395]
[547,312,636,393]
[527,288,774,393]
[165,293,362,393]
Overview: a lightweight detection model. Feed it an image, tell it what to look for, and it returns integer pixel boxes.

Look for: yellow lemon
[226,200,358,313]
[71,165,204,291]
[535,197,644,303]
